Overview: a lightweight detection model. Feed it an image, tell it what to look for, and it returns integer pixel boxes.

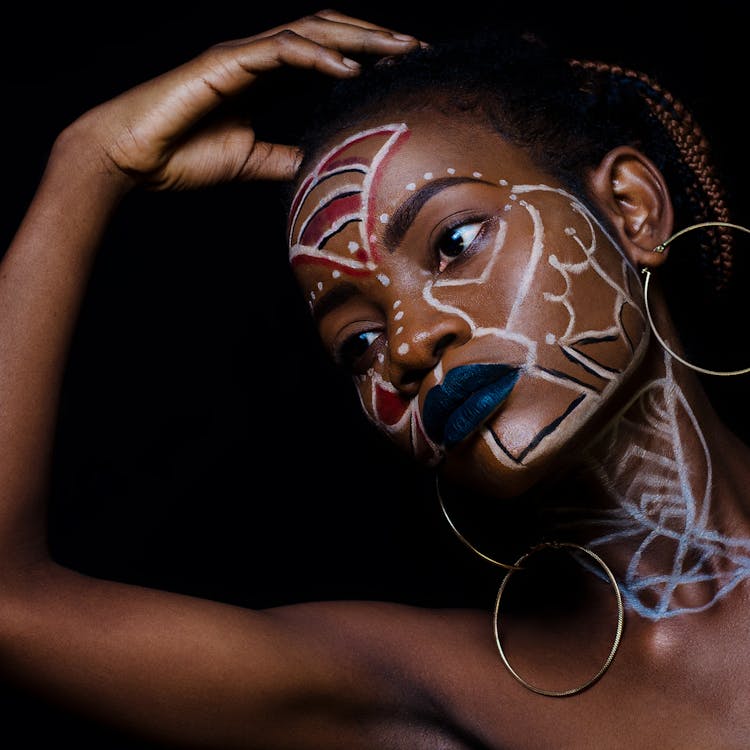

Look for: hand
[65,9,419,190]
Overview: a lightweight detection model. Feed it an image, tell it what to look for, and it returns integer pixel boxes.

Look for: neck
[552,350,750,621]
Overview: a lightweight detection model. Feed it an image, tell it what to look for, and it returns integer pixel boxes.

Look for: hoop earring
[437,476,521,571]
[495,542,624,697]
[436,477,624,697]
[642,220,750,377]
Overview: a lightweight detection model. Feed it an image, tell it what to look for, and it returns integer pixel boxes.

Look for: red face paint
[289,124,410,275]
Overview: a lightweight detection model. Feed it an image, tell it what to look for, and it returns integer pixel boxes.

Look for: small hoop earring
[494,542,624,697]
[436,477,624,697]
[642,220,750,377]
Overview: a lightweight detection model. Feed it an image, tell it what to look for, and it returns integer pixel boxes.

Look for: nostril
[391,330,460,394]
[433,333,457,357]
[399,367,432,388]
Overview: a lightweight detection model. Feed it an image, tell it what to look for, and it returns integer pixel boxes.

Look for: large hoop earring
[436,477,624,697]
[642,221,750,377]
[437,476,521,571]
[495,542,624,697]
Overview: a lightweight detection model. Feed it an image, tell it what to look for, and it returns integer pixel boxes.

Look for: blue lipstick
[423,364,521,448]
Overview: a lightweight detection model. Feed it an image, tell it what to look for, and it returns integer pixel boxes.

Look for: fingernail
[341,57,361,70]
[391,33,416,41]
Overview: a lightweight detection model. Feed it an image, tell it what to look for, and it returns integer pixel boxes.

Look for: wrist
[48,118,139,203]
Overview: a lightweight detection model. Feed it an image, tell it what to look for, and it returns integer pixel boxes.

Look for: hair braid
[569,59,733,289]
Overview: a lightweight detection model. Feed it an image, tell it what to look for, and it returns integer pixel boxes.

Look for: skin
[1,9,750,749]
[291,112,750,620]
[290,115,651,498]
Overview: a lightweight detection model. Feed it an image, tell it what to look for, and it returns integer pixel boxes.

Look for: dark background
[1,1,748,745]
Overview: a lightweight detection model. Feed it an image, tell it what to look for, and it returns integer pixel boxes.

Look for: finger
[148,32,364,145]
[178,12,421,118]
[230,25,416,76]
[239,141,303,182]
[242,11,421,55]
[308,9,427,45]
[210,30,367,93]
[253,8,407,36]
[312,8,414,34]
[137,20,418,157]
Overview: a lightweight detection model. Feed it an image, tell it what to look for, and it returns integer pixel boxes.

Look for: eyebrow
[382,176,495,251]
[310,177,496,323]
[312,282,360,323]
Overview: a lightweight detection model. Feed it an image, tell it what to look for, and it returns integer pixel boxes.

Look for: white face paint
[546,351,748,620]
[417,182,647,472]
[289,114,749,626]
[291,114,648,489]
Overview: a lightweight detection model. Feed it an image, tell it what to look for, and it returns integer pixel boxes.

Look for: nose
[387,309,470,396]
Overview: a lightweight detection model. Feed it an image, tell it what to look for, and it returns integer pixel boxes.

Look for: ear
[586,146,674,269]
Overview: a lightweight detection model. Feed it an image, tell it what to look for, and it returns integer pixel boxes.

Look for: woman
[1,7,748,748]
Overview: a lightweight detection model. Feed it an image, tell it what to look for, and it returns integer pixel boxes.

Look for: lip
[422,363,521,448]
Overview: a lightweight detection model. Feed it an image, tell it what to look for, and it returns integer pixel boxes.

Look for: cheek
[535,246,648,380]
[455,198,647,376]
[354,370,413,434]
[354,371,440,463]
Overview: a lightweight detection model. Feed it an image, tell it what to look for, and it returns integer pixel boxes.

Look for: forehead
[287,113,544,278]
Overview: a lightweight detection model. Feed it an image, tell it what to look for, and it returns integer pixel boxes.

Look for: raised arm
[0,13,420,748]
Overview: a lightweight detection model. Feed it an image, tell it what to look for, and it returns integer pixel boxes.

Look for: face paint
[291,122,442,464]
[554,352,748,620]
[290,114,745,623]
[289,124,410,275]
[290,114,648,490]
[456,183,646,468]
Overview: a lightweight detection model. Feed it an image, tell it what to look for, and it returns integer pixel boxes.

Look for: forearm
[0,125,132,567]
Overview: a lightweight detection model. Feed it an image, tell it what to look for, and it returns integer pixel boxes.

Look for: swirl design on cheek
[288,124,410,276]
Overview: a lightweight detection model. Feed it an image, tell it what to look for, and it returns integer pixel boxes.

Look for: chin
[439,434,559,501]
[442,405,608,501]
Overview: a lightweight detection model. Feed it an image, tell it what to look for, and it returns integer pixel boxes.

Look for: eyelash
[334,328,383,373]
[434,215,491,272]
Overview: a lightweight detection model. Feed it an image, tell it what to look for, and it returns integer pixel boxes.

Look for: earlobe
[586,146,674,269]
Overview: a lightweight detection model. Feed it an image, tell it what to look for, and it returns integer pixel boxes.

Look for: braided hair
[293,28,734,290]
[568,59,732,288]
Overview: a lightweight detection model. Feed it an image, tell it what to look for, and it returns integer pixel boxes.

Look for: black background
[1,1,748,745]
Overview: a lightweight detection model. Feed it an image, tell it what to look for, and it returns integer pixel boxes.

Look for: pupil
[445,228,466,257]
[342,332,370,362]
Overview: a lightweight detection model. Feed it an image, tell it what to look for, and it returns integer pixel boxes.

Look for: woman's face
[288,112,649,497]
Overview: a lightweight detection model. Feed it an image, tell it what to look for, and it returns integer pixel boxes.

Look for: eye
[435,220,484,272]
[336,329,382,372]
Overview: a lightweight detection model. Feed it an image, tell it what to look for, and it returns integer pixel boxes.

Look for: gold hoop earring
[494,542,624,697]
[436,476,521,571]
[642,220,750,377]
[436,477,624,697]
